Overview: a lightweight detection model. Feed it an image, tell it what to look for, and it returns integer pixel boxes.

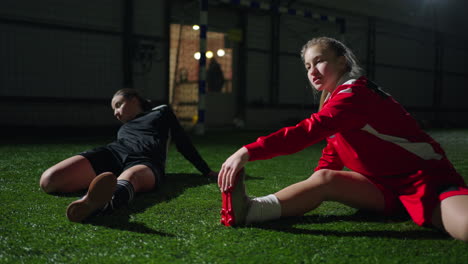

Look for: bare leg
[432,195,468,242]
[275,169,385,217]
[40,155,96,193]
[117,164,156,192]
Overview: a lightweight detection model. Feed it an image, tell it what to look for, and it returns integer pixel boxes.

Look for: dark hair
[300,37,363,77]
[113,88,153,111]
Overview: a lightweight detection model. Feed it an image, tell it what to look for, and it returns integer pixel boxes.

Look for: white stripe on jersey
[152,104,168,111]
[342,79,357,85]
[338,88,353,94]
[361,124,443,160]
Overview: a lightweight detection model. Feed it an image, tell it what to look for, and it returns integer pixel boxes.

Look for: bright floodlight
[194,52,201,60]
[206,51,214,58]
[217,49,226,57]
[193,25,200,30]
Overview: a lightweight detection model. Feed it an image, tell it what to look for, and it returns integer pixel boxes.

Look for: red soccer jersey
[244,76,452,178]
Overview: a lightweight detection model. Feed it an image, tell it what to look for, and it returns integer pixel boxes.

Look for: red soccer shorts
[367,167,468,226]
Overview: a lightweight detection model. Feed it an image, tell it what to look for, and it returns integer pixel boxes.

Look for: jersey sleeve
[244,84,368,161]
[315,142,344,171]
[165,107,212,175]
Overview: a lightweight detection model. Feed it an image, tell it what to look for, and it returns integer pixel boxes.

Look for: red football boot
[220,169,250,226]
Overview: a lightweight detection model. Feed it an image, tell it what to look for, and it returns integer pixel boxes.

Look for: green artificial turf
[1,129,468,263]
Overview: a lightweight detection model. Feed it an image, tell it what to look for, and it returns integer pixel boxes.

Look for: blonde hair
[301,37,363,110]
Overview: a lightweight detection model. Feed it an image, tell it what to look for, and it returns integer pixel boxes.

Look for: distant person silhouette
[207,58,225,92]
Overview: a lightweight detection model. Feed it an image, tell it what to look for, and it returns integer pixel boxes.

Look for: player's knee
[443,212,468,242]
[39,168,59,193]
[456,221,468,242]
[309,169,337,186]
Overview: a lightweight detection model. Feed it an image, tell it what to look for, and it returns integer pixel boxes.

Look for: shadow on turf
[252,211,449,240]
[62,173,261,235]
[50,172,262,235]
[79,173,214,235]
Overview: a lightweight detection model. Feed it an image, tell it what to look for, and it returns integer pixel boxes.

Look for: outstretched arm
[165,106,213,177]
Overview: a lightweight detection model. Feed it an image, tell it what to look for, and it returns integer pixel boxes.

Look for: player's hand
[218,147,250,192]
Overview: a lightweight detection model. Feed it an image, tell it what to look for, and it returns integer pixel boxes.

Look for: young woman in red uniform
[40,88,217,222]
[218,37,468,241]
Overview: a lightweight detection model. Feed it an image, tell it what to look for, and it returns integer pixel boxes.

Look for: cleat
[220,169,250,227]
[66,172,117,222]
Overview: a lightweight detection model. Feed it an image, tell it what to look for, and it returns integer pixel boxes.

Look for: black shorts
[79,146,163,185]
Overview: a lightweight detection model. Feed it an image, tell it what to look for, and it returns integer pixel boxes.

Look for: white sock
[245,194,281,224]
